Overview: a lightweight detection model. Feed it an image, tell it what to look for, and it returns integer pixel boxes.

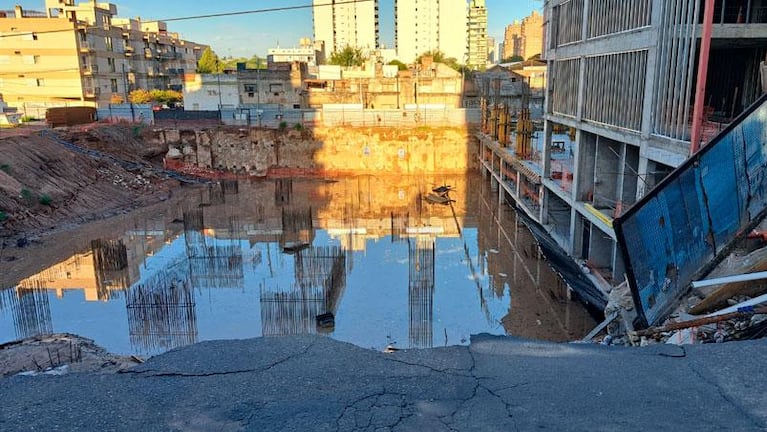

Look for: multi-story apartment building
[535,0,767,284]
[0,1,205,115]
[312,0,379,61]
[394,0,467,63]
[503,10,543,61]
[467,0,488,69]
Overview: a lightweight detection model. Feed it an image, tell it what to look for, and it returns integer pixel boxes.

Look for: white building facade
[394,0,467,64]
[312,0,380,60]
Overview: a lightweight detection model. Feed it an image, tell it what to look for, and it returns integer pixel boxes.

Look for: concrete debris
[604,280,637,341]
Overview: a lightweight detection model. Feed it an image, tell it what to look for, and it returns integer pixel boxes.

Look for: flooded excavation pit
[0,175,597,356]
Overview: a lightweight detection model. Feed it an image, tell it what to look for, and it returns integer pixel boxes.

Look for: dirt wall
[149,126,479,176]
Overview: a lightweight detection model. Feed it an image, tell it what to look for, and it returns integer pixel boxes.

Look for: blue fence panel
[698,134,744,251]
[614,94,767,326]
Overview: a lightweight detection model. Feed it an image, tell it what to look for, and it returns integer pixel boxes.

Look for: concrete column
[636,156,650,200]
[641,0,664,140]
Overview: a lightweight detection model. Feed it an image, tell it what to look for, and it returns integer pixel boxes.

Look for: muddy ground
[0,125,206,376]
[0,124,200,284]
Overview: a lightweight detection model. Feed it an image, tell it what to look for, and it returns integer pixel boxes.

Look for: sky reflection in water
[0,175,596,356]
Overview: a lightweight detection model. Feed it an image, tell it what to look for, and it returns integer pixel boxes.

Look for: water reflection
[260,245,346,336]
[408,237,435,348]
[0,175,597,355]
[0,287,53,340]
[125,267,197,353]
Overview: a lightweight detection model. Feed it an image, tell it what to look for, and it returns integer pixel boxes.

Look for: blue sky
[13,0,542,57]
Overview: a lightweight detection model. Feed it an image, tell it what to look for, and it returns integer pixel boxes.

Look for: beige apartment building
[0,1,205,115]
[503,10,542,61]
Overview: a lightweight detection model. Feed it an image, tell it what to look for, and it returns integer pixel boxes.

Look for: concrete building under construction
[480,0,767,291]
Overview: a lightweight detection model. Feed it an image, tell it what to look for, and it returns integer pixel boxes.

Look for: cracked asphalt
[1,334,766,431]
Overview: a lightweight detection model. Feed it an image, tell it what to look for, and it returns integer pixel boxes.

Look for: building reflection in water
[260,245,347,336]
[91,239,129,301]
[183,208,245,290]
[408,237,435,348]
[1,174,598,354]
[125,266,198,354]
[0,286,53,340]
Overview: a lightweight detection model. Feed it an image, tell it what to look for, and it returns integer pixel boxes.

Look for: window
[110,78,118,92]
[105,37,113,51]
[23,32,38,41]
[244,84,257,92]
[269,83,283,93]
[23,55,38,65]
[35,78,45,87]
[107,57,115,72]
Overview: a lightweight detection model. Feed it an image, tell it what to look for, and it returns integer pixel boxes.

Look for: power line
[153,0,374,23]
[0,0,374,39]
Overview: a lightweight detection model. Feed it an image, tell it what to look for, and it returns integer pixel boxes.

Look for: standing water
[0,174,596,356]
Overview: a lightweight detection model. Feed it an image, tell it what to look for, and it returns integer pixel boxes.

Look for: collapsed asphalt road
[1,334,765,431]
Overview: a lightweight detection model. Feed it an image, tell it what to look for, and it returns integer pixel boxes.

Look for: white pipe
[691,271,767,289]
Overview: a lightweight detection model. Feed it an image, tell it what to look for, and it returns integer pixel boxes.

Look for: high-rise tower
[312,0,380,61]
[394,0,467,64]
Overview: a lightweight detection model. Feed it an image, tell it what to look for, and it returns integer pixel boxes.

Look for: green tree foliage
[129,89,183,105]
[416,50,462,71]
[502,55,524,63]
[197,47,222,73]
[329,45,367,67]
[128,89,151,104]
[387,59,408,71]
[219,55,266,70]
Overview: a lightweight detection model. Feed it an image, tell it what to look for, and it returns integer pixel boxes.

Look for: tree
[219,54,266,70]
[197,47,222,73]
[129,89,183,106]
[128,89,152,104]
[502,55,524,63]
[416,50,462,71]
[329,45,367,67]
[387,59,408,71]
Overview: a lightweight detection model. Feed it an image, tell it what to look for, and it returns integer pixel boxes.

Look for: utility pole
[216,60,223,123]
[122,62,135,122]
[257,66,261,128]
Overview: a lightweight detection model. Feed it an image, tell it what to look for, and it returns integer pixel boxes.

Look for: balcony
[83,87,100,98]
[124,46,134,57]
[156,51,181,61]
[82,64,99,75]
[79,41,94,52]
[144,48,154,59]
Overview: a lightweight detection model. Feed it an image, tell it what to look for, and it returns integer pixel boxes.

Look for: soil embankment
[0,125,174,240]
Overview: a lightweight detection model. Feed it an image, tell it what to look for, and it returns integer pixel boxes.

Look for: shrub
[39,194,53,206]
[293,123,303,131]
[0,163,9,173]
[278,121,288,130]
[20,188,35,202]
[0,211,7,222]
[20,115,36,123]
